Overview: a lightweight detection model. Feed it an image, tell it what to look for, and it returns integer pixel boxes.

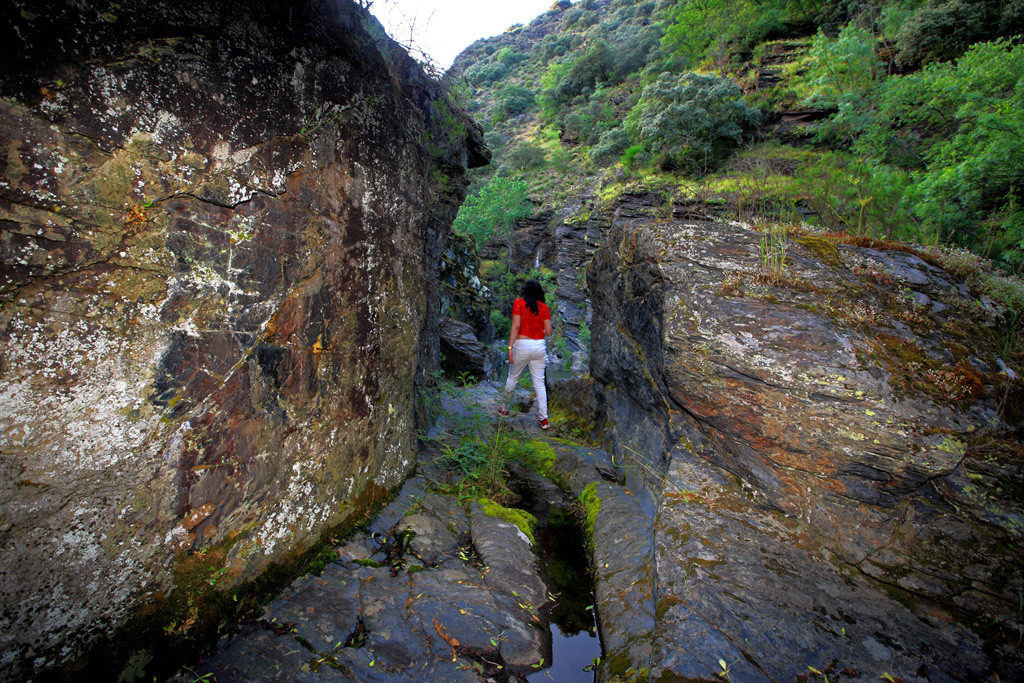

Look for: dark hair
[521,279,544,315]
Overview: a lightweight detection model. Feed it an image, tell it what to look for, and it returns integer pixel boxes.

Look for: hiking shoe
[497,406,509,417]
[537,417,549,430]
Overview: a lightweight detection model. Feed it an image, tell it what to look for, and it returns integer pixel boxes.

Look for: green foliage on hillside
[452,176,531,245]
[449,0,1024,272]
[624,72,761,172]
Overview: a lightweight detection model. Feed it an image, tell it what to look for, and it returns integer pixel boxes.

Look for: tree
[625,72,761,173]
[855,39,1024,264]
[451,176,531,246]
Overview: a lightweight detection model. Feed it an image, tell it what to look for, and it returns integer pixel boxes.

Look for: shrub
[490,309,511,339]
[606,24,662,83]
[504,142,548,171]
[590,127,631,164]
[495,85,536,119]
[452,176,531,245]
[465,60,509,87]
[620,143,647,170]
[853,39,1024,262]
[495,46,525,66]
[803,25,883,110]
[625,71,761,173]
[483,131,506,151]
[894,0,991,68]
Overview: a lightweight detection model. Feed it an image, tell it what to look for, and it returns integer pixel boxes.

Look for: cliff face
[583,196,1024,679]
[0,1,484,678]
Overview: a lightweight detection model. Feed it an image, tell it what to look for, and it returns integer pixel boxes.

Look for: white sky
[370,0,562,69]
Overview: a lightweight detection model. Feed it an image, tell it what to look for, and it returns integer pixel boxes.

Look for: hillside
[450,0,1024,272]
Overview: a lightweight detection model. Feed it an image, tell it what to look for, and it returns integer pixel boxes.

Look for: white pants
[504,338,547,420]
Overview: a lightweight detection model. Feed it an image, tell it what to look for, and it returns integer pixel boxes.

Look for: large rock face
[0,1,484,679]
[585,202,1024,679]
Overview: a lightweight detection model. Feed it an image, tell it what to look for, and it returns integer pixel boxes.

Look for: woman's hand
[507,345,514,363]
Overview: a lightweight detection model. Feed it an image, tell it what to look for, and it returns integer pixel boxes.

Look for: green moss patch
[478,497,539,545]
[580,482,602,553]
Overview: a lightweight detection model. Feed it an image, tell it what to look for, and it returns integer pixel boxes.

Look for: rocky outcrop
[440,231,494,345]
[190,480,549,682]
[0,1,484,679]
[439,317,499,380]
[583,206,1024,679]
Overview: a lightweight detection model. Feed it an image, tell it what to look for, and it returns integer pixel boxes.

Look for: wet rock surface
[186,448,551,682]
[581,205,1024,679]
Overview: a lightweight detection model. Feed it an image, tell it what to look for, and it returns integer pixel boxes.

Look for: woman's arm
[508,314,521,363]
[543,318,552,339]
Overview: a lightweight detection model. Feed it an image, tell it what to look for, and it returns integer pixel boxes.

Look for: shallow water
[530,504,602,682]
[528,622,601,682]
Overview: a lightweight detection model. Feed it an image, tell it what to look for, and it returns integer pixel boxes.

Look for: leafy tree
[625,72,761,173]
[804,25,883,109]
[661,0,824,69]
[851,39,1024,264]
[464,59,509,87]
[894,0,1004,68]
[606,23,662,83]
[452,177,531,246]
[590,127,631,164]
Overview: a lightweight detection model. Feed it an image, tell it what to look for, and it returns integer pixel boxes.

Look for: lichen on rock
[0,0,485,679]
[583,198,1024,679]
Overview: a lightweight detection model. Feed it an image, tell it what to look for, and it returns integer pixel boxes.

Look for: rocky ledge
[578,209,1023,680]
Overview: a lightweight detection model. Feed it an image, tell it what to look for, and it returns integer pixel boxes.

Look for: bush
[452,176,531,245]
[504,142,548,171]
[490,309,511,339]
[894,0,991,68]
[483,131,506,151]
[606,24,662,83]
[804,25,883,109]
[620,143,647,170]
[495,85,536,119]
[853,39,1024,261]
[590,127,631,164]
[625,71,761,173]
[465,60,509,87]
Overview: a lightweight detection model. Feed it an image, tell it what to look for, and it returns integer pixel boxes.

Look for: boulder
[585,211,1024,680]
[439,317,500,380]
[0,0,485,679]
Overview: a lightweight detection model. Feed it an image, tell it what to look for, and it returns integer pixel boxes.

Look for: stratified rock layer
[0,1,484,679]
[584,205,1024,680]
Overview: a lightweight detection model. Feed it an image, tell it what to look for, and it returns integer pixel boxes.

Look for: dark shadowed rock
[190,480,548,682]
[439,317,500,380]
[0,0,485,679]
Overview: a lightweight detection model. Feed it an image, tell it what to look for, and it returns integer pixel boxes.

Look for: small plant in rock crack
[438,424,522,503]
[757,220,788,282]
[178,667,214,682]
[344,618,369,648]
[455,535,487,570]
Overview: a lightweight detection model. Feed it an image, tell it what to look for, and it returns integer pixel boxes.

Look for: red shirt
[513,298,550,339]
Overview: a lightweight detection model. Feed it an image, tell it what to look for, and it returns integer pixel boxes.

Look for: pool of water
[529,504,602,682]
[528,622,601,682]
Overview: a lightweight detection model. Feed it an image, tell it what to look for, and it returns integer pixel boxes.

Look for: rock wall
[585,200,1024,679]
[0,1,484,679]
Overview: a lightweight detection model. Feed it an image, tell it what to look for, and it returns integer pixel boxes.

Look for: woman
[498,279,552,429]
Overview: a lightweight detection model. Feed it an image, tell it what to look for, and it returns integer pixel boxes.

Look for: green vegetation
[451,175,530,246]
[477,497,539,544]
[579,482,602,553]
[449,0,1024,274]
[624,71,760,173]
